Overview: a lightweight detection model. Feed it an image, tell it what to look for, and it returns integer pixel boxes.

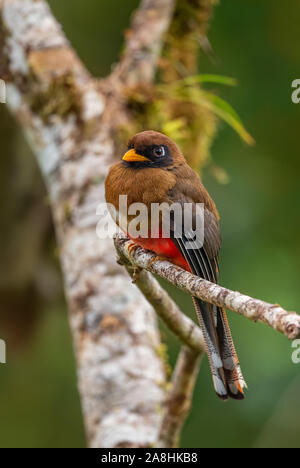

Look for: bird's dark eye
[128,143,134,150]
[152,146,165,157]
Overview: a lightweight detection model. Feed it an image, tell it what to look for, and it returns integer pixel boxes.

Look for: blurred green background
[0,0,300,448]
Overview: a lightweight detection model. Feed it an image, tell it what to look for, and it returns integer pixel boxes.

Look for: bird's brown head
[122,131,184,169]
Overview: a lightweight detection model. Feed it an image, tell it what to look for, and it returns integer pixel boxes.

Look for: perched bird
[105,131,246,400]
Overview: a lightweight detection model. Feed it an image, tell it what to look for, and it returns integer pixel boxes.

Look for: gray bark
[0,0,177,447]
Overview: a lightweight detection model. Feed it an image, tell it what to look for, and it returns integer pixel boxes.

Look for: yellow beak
[122,149,150,162]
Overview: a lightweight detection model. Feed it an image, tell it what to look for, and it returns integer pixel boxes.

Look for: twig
[157,346,203,448]
[115,234,300,340]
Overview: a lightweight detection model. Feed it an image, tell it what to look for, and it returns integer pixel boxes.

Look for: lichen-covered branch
[112,0,176,86]
[115,235,300,340]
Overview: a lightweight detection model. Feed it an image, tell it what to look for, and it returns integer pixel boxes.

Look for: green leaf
[157,77,254,146]
[183,74,238,87]
[201,91,255,145]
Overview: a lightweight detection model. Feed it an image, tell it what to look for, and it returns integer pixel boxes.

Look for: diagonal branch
[115,234,300,340]
[112,0,176,86]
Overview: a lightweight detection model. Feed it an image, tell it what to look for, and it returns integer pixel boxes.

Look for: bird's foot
[128,242,140,257]
[148,254,170,268]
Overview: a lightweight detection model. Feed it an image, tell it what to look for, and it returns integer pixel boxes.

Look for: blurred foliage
[0,0,300,448]
[119,0,252,179]
[121,0,226,177]
[120,74,253,178]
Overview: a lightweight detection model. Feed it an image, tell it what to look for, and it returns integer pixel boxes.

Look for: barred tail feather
[217,307,247,399]
[193,298,247,400]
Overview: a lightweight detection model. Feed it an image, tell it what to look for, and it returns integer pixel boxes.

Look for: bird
[105,130,246,400]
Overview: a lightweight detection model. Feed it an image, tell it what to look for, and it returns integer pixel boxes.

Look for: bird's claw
[128,242,139,256]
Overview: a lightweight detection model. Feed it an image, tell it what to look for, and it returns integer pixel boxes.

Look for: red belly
[128,234,190,271]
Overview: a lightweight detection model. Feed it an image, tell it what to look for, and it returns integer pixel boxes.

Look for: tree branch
[112,0,176,86]
[115,235,300,340]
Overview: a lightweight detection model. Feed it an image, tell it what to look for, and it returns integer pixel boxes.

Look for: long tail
[192,297,247,400]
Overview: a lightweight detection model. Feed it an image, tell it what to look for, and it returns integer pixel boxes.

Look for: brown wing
[166,173,246,400]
